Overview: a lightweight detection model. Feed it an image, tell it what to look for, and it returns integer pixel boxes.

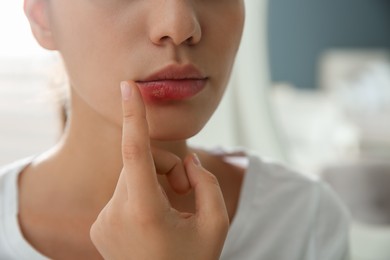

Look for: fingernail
[120,81,132,101]
[192,153,202,166]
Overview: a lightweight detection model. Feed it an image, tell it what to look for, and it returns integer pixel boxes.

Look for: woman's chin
[149,125,203,142]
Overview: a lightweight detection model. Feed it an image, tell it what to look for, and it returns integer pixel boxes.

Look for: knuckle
[172,156,181,166]
[89,222,100,241]
[90,211,122,247]
[203,172,220,187]
[89,224,105,248]
[122,110,136,123]
[170,156,183,173]
[90,215,109,244]
[122,143,142,161]
[123,111,148,127]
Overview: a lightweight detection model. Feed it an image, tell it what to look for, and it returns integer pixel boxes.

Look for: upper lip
[137,64,208,82]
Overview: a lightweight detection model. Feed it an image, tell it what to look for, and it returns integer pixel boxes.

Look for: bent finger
[152,147,191,194]
[184,154,229,228]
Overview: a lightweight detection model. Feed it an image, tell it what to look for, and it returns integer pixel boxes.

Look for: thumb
[184,154,229,229]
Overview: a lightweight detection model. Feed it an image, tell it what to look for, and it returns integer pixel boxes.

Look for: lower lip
[135,79,207,102]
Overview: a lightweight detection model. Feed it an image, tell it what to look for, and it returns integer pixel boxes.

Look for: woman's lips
[135,79,207,101]
[134,64,208,102]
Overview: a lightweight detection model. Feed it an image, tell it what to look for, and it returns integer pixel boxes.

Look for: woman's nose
[149,1,202,46]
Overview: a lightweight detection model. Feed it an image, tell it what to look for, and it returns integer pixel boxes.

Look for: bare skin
[20,0,246,258]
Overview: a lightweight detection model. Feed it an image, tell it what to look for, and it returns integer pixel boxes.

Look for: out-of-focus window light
[0,0,48,59]
[0,1,60,166]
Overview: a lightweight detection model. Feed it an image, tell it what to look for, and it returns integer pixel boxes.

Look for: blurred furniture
[320,49,390,161]
[322,162,390,260]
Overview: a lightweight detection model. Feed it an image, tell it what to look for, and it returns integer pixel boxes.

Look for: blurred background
[266,2,390,259]
[1,1,390,259]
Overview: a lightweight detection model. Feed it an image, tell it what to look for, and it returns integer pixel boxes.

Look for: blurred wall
[268,0,390,89]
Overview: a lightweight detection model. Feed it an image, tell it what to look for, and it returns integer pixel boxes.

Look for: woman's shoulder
[0,157,34,217]
[200,146,348,214]
[235,149,348,214]
[203,146,321,187]
[248,154,321,195]
[0,157,33,213]
[0,157,37,259]
[0,157,33,184]
[204,146,349,226]
[216,147,350,259]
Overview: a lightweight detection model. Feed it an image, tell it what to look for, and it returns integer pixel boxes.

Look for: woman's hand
[90,81,229,260]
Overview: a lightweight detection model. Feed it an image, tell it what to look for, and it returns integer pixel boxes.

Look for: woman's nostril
[157,34,196,47]
[161,36,170,42]
[185,36,194,45]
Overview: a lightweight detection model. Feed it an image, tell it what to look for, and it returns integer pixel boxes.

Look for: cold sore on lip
[135,78,207,102]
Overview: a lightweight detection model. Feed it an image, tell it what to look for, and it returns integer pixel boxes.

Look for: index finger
[120,81,161,205]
